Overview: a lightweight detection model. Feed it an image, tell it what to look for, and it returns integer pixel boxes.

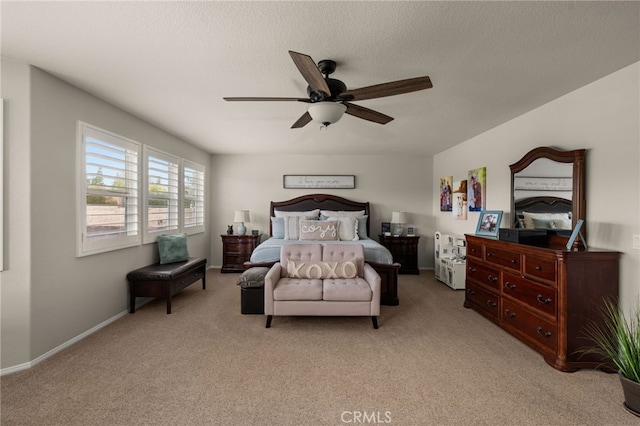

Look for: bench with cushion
[127,257,207,314]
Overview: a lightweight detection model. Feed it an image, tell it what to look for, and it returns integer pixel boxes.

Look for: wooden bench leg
[129,285,136,314]
[202,266,206,290]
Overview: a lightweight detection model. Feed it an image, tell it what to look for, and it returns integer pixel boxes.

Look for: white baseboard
[1,299,151,376]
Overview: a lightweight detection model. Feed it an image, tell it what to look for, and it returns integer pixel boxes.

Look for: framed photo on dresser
[475,210,503,237]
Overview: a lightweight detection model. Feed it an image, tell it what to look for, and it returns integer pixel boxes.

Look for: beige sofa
[264,243,382,328]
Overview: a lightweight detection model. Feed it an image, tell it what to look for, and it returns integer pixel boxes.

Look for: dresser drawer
[466,260,500,290]
[466,240,483,259]
[484,245,521,272]
[465,281,499,321]
[502,299,557,353]
[523,254,557,284]
[502,272,557,319]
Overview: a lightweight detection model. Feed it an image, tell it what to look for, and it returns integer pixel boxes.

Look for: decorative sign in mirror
[510,147,586,239]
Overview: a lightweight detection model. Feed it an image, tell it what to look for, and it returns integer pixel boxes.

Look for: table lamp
[391,211,407,237]
[234,210,250,235]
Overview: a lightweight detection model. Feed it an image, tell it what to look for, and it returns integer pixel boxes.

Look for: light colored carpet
[1,270,635,425]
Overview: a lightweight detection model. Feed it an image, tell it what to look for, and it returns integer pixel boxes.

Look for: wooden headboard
[270,193,370,236]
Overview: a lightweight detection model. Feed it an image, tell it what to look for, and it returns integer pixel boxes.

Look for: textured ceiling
[2,1,639,156]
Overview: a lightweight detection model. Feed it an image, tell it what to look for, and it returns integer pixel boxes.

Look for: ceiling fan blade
[288,51,331,96]
[223,97,309,102]
[291,111,312,129]
[340,76,433,101]
[344,102,394,124]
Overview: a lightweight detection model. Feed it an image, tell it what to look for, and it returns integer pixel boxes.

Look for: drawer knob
[504,282,516,290]
[510,259,517,264]
[504,309,516,318]
[536,327,552,338]
[487,275,498,282]
[486,300,497,308]
[468,267,476,273]
[535,266,542,271]
[486,252,492,257]
[466,289,476,295]
[536,295,552,305]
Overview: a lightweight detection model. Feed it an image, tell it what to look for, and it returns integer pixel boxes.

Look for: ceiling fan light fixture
[307,102,347,127]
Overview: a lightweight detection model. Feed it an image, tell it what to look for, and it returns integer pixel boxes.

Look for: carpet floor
[1,269,635,425]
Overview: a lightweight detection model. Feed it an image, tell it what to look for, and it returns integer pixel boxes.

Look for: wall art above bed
[283,175,355,189]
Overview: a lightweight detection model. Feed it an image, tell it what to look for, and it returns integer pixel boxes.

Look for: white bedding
[250,237,394,265]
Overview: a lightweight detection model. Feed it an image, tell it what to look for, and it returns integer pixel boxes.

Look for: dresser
[379,235,420,274]
[464,234,619,372]
[221,234,261,273]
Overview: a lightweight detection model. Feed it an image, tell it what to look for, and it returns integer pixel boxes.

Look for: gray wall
[208,153,434,270]
[1,63,211,370]
[433,62,640,314]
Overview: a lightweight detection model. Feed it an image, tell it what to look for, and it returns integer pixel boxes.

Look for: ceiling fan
[224,51,433,129]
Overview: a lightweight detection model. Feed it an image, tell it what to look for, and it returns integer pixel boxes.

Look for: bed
[245,193,400,306]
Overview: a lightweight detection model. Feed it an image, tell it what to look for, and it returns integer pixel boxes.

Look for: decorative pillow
[320,210,365,218]
[356,215,368,239]
[327,216,359,241]
[271,216,285,239]
[523,212,570,229]
[533,217,572,230]
[237,266,270,288]
[274,209,320,219]
[299,220,339,241]
[157,233,189,264]
[287,260,357,279]
[283,216,302,240]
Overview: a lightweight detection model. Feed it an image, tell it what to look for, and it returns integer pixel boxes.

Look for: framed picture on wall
[475,210,503,237]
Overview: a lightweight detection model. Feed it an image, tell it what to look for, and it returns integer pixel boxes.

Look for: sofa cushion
[273,278,323,301]
[299,220,339,241]
[323,277,373,301]
[287,260,357,279]
[279,244,323,278]
[322,244,365,278]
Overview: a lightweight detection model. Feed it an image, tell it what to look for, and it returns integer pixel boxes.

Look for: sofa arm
[264,262,282,315]
[364,263,382,316]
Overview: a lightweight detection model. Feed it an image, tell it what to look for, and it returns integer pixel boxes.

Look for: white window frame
[143,146,180,243]
[182,160,206,235]
[77,122,141,256]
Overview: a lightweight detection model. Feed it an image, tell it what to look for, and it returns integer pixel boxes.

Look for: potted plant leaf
[581,299,640,416]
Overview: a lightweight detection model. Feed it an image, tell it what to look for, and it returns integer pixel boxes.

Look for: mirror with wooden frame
[510,147,586,239]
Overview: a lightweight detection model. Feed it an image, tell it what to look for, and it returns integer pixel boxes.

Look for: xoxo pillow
[287,260,358,279]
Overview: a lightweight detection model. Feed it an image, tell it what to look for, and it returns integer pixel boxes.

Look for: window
[144,147,179,243]
[78,122,140,256]
[183,160,205,234]
[78,122,206,255]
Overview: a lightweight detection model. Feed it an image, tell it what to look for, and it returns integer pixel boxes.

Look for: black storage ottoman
[241,286,264,314]
[237,267,269,315]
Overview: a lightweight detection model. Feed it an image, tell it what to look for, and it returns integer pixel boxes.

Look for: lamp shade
[307,102,347,126]
[234,210,250,223]
[390,211,407,224]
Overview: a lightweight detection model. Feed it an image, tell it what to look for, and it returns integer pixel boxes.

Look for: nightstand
[378,234,420,275]
[221,234,261,273]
